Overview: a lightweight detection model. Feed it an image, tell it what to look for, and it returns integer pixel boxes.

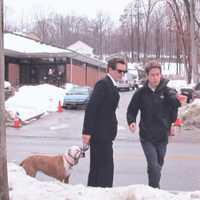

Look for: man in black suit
[82,58,127,187]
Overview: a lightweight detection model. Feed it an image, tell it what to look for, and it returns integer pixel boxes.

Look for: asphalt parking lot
[6,90,200,191]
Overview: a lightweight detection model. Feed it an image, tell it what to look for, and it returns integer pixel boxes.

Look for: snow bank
[5,84,66,122]
[4,81,11,88]
[179,99,200,127]
[8,163,200,200]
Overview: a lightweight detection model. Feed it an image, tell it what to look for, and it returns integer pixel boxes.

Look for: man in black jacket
[82,58,127,187]
[127,60,181,188]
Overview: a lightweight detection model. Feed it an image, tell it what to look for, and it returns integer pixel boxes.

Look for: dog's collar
[63,155,75,167]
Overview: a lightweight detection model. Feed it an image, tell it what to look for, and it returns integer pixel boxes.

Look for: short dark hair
[107,58,126,70]
[145,60,162,74]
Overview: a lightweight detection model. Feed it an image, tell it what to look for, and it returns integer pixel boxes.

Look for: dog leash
[81,144,89,157]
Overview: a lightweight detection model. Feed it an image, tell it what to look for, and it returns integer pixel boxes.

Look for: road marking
[49,124,69,130]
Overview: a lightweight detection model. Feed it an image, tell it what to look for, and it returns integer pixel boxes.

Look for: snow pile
[8,163,200,200]
[4,81,11,89]
[5,84,66,122]
[178,99,200,127]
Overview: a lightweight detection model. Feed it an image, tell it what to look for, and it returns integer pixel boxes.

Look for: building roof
[4,32,71,54]
[4,32,106,68]
[67,41,94,56]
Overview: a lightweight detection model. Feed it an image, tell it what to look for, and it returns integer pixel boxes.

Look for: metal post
[0,0,9,199]
[70,58,72,83]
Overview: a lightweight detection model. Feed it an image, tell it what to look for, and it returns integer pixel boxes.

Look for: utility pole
[0,0,10,198]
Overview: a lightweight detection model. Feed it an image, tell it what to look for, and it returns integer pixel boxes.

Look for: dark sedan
[192,82,200,100]
[181,82,200,103]
[63,86,93,109]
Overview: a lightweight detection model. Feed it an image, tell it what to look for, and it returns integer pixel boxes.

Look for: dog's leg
[22,166,37,177]
[63,176,70,184]
[27,168,37,177]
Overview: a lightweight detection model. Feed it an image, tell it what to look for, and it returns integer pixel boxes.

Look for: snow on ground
[127,62,186,77]
[8,163,200,200]
[5,84,68,122]
[162,63,185,76]
[167,80,194,93]
[179,99,200,127]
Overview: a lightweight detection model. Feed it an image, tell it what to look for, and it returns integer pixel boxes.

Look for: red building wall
[8,63,20,87]
[66,63,86,85]
[99,69,107,80]
[86,67,99,86]
[65,63,106,87]
[87,68,106,86]
[72,64,86,86]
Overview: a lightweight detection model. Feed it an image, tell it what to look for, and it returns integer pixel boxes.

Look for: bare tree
[119,1,144,62]
[92,12,113,59]
[5,0,198,71]
[182,0,199,82]
[142,0,160,63]
[167,0,191,82]
[166,0,200,83]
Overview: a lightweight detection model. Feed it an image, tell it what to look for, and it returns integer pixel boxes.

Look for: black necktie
[114,86,119,92]
[114,86,119,98]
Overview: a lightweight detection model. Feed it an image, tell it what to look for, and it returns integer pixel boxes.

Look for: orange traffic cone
[57,100,63,112]
[13,114,21,128]
[174,118,183,127]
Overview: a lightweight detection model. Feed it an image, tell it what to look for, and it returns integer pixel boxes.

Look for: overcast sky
[5,0,132,24]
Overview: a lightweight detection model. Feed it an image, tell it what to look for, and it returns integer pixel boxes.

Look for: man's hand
[82,134,91,145]
[129,122,136,133]
[176,94,187,106]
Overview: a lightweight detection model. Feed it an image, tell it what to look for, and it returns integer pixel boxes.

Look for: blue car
[63,86,93,109]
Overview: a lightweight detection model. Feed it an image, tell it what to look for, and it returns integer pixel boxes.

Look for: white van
[117,72,139,91]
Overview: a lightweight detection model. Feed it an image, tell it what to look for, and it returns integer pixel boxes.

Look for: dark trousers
[141,140,167,188]
[88,142,113,187]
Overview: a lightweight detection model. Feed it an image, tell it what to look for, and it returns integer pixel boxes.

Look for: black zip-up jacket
[127,79,180,144]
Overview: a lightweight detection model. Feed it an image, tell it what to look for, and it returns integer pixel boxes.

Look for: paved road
[6,90,200,191]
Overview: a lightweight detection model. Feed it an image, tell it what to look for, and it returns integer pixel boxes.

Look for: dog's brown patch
[20,155,69,183]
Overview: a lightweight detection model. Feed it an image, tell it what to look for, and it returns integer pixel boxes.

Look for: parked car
[180,88,193,103]
[117,72,139,91]
[180,82,200,103]
[192,82,200,100]
[63,86,93,109]
[117,79,130,91]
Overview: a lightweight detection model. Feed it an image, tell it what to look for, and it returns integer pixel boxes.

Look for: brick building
[4,32,106,88]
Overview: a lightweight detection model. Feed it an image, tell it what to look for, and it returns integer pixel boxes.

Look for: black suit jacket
[82,75,120,143]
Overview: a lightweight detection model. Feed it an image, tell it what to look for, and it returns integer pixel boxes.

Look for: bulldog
[20,145,88,183]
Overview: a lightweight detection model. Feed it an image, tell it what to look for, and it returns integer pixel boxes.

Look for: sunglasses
[116,69,127,74]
